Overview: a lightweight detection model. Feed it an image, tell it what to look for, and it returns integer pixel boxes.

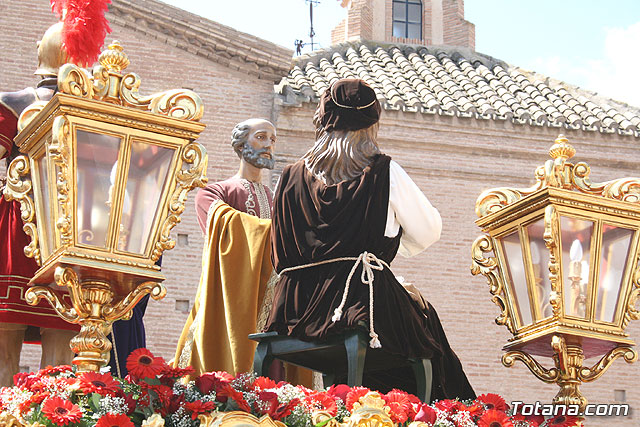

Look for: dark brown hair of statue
[303,113,380,186]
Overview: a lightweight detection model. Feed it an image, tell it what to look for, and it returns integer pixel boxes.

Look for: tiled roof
[108,0,293,81]
[276,42,640,137]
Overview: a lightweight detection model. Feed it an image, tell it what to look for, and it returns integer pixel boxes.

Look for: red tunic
[194,177,273,232]
[0,102,78,334]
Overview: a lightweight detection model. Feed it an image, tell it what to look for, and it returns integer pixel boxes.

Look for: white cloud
[522,23,640,107]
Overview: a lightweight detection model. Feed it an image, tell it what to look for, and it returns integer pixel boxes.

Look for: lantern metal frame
[3,41,207,372]
[471,135,640,408]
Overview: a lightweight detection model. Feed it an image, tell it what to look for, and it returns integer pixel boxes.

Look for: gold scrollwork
[623,254,640,328]
[151,142,208,261]
[344,392,394,427]
[120,72,204,121]
[578,346,637,382]
[475,135,640,219]
[543,205,562,317]
[198,411,287,427]
[475,184,543,218]
[0,413,27,427]
[471,235,515,333]
[58,63,95,99]
[49,116,73,245]
[502,350,560,383]
[102,281,166,322]
[3,155,41,265]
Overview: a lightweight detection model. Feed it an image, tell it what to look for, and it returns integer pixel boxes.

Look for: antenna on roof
[295,0,320,56]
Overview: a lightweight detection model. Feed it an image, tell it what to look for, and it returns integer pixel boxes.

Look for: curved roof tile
[277,42,640,137]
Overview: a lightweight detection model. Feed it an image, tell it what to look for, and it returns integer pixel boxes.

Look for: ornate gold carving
[471,235,515,333]
[49,116,73,246]
[543,205,562,317]
[0,413,27,427]
[3,155,41,265]
[151,142,208,261]
[476,134,640,218]
[58,63,95,99]
[502,350,559,382]
[17,101,49,132]
[343,392,394,427]
[198,411,287,427]
[102,281,166,321]
[623,253,640,328]
[99,41,130,73]
[503,335,637,410]
[475,182,544,218]
[58,42,204,121]
[25,266,167,372]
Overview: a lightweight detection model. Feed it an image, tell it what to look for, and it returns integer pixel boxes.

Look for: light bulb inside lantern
[570,239,583,262]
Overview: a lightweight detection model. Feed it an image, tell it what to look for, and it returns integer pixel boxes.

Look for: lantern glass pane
[501,231,533,326]
[560,216,593,319]
[118,141,174,255]
[526,219,553,319]
[596,224,633,323]
[35,154,54,258]
[76,130,122,248]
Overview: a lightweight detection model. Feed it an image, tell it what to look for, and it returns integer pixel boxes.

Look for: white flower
[142,413,166,427]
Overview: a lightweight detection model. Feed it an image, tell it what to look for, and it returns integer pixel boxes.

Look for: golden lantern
[3,41,207,372]
[471,134,640,408]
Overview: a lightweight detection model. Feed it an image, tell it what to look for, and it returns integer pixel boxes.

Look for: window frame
[392,0,423,40]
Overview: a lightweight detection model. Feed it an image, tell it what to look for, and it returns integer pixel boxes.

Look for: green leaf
[314,416,336,427]
[90,393,102,412]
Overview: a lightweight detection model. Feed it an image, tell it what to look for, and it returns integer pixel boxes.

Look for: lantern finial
[98,40,129,73]
[549,133,576,161]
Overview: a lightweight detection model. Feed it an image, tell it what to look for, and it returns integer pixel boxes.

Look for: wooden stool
[249,330,432,402]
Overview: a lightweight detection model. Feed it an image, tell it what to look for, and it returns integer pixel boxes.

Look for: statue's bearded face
[242,121,276,170]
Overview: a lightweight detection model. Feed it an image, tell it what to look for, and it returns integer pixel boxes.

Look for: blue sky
[160,0,640,106]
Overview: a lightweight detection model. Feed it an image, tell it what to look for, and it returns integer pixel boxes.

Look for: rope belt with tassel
[279,251,391,349]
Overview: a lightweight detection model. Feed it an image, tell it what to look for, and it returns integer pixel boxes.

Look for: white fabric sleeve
[384,160,442,257]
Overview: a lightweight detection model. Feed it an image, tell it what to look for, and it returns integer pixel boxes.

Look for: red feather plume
[50,0,112,67]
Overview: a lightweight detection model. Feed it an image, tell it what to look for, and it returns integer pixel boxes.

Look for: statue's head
[305,79,381,185]
[231,118,277,170]
[35,22,69,77]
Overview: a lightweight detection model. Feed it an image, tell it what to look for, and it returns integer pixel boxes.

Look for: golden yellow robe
[174,202,273,376]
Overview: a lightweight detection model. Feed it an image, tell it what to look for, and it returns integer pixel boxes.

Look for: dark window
[392,0,422,39]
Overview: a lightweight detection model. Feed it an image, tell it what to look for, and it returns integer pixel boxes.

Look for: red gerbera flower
[252,376,277,390]
[303,392,338,416]
[326,384,351,402]
[41,396,82,426]
[476,393,508,412]
[546,414,582,427]
[78,372,120,396]
[384,390,412,424]
[95,413,135,427]
[434,399,461,412]
[477,409,513,427]
[185,400,216,420]
[161,365,195,380]
[126,348,164,379]
[345,386,371,411]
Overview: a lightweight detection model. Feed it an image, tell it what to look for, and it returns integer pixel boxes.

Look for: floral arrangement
[0,349,581,427]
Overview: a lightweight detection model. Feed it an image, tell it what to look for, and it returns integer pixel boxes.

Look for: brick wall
[442,0,475,49]
[333,0,474,49]
[331,19,347,45]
